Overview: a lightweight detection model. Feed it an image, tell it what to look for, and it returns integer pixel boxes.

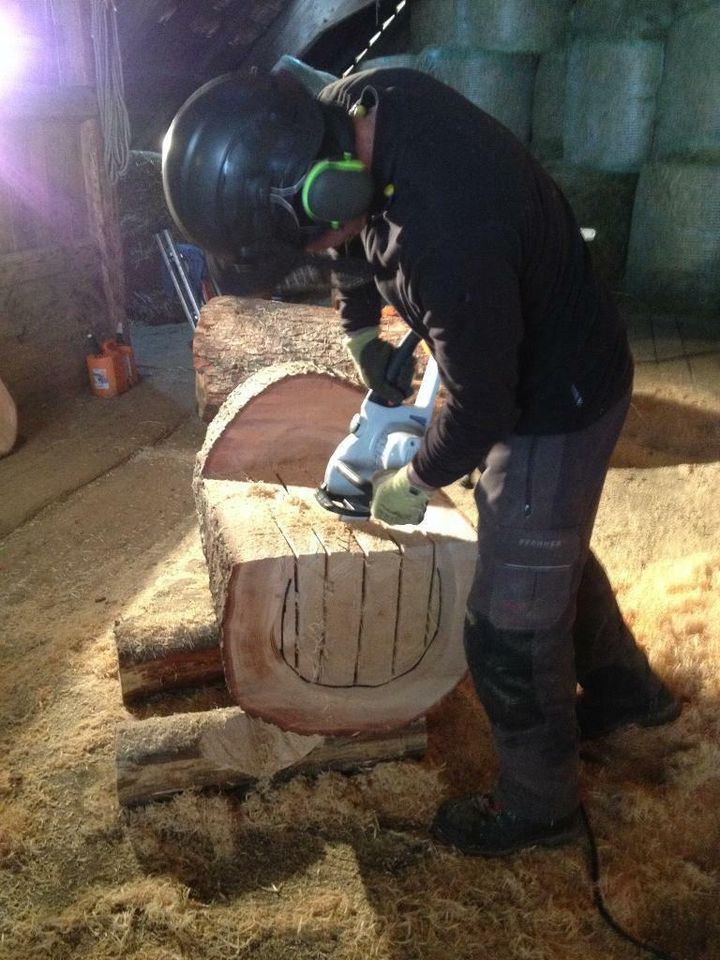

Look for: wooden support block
[115,621,222,703]
[114,544,222,702]
[194,365,476,737]
[116,707,426,806]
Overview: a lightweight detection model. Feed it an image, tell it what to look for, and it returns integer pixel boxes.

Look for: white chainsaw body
[318,356,440,514]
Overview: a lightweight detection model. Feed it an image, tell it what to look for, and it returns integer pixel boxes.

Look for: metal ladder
[154,229,205,330]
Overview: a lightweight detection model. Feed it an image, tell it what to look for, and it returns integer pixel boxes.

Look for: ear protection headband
[299,99,375,230]
[300,154,374,229]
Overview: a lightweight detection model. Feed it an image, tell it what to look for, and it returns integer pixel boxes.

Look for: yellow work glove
[371,465,433,526]
[344,328,414,404]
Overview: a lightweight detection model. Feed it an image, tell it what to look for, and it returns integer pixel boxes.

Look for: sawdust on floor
[0,338,719,960]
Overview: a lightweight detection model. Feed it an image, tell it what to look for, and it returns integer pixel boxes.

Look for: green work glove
[344,328,415,404]
[371,465,433,526]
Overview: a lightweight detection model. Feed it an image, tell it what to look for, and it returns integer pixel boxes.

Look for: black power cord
[580,804,682,960]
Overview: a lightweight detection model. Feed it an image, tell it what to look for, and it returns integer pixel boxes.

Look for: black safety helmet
[162,72,373,294]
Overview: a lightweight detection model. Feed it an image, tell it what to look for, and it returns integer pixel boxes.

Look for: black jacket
[319,69,633,488]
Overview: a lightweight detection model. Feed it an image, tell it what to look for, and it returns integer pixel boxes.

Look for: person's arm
[331,237,383,334]
[333,240,414,403]
[335,281,382,335]
[411,249,524,489]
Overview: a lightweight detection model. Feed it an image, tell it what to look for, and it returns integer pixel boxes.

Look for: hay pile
[570,0,676,40]
[653,4,720,162]
[563,39,663,172]
[418,47,537,143]
[117,151,182,326]
[625,162,720,313]
[411,0,569,52]
[530,50,567,161]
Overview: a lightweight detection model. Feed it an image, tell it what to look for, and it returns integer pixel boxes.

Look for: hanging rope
[91,0,131,183]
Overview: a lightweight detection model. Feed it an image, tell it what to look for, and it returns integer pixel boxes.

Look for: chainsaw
[315,330,441,520]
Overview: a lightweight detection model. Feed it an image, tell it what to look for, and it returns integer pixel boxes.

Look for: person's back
[321,68,632,472]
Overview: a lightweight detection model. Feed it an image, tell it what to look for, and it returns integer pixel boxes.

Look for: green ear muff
[301,153,374,230]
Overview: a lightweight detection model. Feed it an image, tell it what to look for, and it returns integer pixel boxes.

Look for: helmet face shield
[162,73,326,291]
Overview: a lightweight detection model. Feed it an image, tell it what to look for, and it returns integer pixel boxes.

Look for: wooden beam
[0,85,98,120]
[202,0,382,74]
[0,241,96,287]
[115,622,222,703]
[116,706,426,806]
[57,0,126,337]
[79,119,126,334]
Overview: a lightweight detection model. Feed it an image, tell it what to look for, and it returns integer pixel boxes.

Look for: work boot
[577,681,681,741]
[431,793,582,857]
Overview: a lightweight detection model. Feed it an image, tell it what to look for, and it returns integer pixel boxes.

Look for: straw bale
[117,151,180,326]
[359,54,418,72]
[564,39,663,172]
[410,0,570,52]
[653,5,720,162]
[676,0,720,12]
[570,0,676,39]
[418,47,537,143]
[409,0,455,50]
[530,49,567,161]
[625,161,720,314]
[543,162,638,291]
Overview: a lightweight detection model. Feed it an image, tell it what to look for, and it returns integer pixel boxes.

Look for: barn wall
[0,0,124,404]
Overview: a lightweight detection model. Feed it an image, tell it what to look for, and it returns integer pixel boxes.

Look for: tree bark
[192,296,358,420]
[113,532,222,701]
[116,707,426,807]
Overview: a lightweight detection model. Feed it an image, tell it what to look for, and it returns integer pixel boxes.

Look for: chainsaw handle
[368,329,421,407]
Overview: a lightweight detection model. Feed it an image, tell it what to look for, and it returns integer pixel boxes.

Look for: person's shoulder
[319,67,448,104]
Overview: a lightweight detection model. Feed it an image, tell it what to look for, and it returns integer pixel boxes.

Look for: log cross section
[275,503,447,687]
[195,364,476,736]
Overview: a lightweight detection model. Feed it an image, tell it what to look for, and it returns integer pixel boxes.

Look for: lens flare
[0,9,32,93]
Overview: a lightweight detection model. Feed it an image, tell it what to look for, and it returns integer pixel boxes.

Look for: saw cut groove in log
[195,364,476,737]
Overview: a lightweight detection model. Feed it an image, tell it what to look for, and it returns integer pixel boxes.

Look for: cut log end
[195,366,476,737]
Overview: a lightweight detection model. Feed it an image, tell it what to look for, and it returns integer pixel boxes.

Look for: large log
[192,296,358,421]
[116,707,426,807]
[194,363,476,737]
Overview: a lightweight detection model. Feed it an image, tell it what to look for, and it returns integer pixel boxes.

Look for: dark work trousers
[465,388,662,822]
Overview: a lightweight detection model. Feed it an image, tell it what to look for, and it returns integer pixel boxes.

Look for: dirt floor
[0,316,719,960]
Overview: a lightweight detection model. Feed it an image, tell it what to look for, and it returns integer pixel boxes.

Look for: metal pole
[154,231,200,330]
